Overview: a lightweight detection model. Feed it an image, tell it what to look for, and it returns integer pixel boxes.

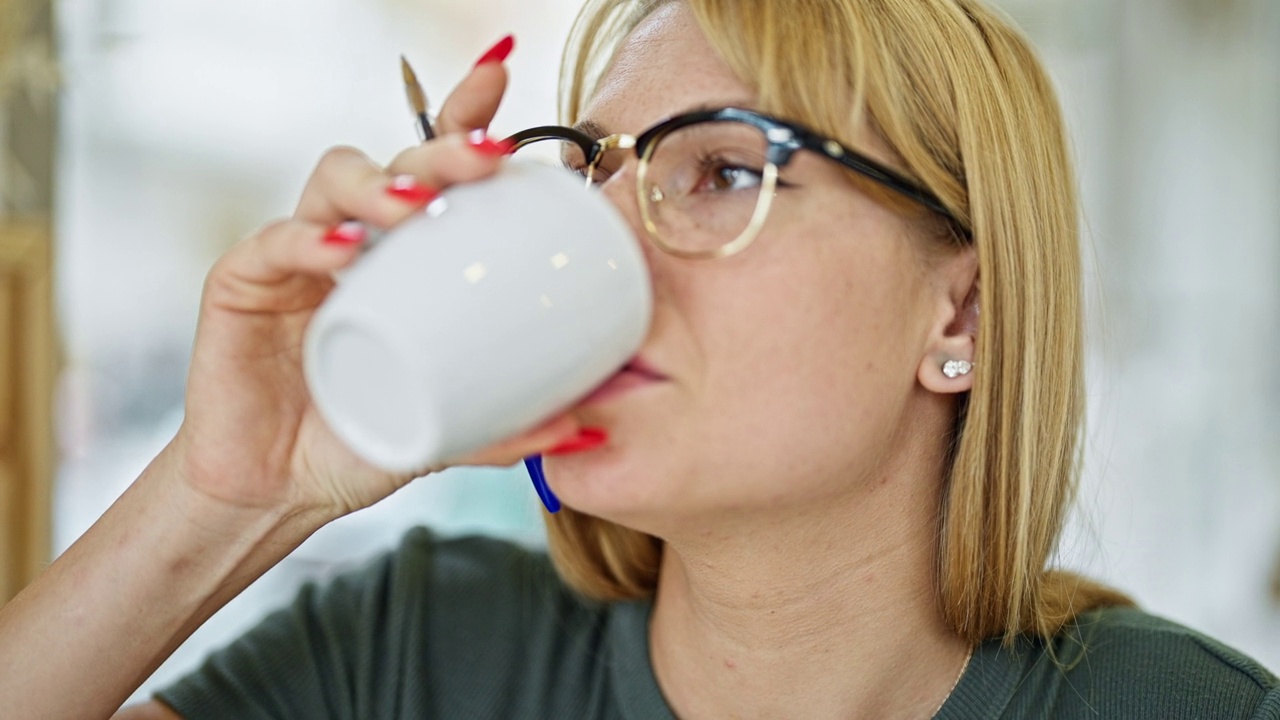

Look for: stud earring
[943,360,973,379]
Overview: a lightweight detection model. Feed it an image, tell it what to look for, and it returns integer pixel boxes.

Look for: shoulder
[1067,606,1276,690]
[375,527,604,626]
[274,527,610,673]
[384,528,625,714]
[381,527,614,646]
[155,529,625,719]
[1008,606,1280,719]
[388,526,555,588]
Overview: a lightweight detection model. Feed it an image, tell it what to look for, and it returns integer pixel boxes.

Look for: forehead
[580,3,754,135]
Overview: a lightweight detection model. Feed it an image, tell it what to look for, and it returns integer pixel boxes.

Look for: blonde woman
[2,0,1277,718]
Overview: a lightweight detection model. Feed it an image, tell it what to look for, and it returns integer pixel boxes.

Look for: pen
[400,55,435,142]
[524,455,561,513]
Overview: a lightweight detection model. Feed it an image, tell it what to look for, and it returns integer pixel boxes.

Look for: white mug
[303,161,652,473]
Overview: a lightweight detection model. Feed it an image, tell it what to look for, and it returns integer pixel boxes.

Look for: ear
[917,247,979,395]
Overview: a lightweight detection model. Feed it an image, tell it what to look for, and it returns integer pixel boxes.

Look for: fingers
[216,129,512,301]
[434,63,508,136]
[207,37,519,314]
[383,131,510,188]
[291,35,516,227]
[435,36,513,136]
[203,219,364,312]
[450,414,581,468]
[291,137,506,229]
[222,218,359,284]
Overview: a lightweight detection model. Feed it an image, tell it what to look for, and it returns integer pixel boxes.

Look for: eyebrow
[571,118,610,141]
[571,100,758,140]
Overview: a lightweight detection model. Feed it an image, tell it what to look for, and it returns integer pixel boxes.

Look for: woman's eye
[698,163,763,192]
[562,160,590,178]
[718,165,762,190]
[561,160,612,185]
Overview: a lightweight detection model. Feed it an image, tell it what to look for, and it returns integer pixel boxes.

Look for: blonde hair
[544,0,1131,645]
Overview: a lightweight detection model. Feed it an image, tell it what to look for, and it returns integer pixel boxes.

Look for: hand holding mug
[167,50,596,522]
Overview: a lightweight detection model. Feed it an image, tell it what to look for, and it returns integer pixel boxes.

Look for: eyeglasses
[505,107,966,260]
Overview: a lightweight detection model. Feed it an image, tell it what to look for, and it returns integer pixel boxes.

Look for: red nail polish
[466,130,514,157]
[323,221,366,245]
[386,175,440,205]
[474,34,515,68]
[547,428,608,456]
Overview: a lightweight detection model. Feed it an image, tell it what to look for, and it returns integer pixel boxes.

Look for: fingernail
[323,221,366,245]
[386,175,440,205]
[524,455,560,513]
[474,34,515,68]
[466,129,514,157]
[547,428,608,456]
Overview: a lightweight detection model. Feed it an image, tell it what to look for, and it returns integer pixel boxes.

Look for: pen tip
[400,55,428,115]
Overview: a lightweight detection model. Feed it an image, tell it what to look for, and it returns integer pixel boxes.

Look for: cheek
[687,235,927,462]
[548,231,931,519]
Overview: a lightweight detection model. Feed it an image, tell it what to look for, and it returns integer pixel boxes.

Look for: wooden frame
[0,219,54,603]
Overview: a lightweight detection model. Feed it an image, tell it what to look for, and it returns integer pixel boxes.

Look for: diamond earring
[942,360,973,379]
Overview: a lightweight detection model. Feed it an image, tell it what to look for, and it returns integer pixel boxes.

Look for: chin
[541,448,685,529]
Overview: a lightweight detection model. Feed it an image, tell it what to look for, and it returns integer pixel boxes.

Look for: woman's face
[549,2,972,533]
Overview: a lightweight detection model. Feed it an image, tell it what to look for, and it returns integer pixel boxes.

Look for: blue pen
[523,455,561,513]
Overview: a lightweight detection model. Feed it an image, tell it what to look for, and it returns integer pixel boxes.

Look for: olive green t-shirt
[156,528,1280,719]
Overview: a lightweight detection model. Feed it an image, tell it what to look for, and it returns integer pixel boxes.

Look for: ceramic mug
[304,161,652,473]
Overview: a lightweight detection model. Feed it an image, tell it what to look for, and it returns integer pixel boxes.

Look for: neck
[648,420,971,719]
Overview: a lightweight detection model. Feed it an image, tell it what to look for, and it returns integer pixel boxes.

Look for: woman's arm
[0,53,579,720]
[114,702,183,720]
[0,452,329,719]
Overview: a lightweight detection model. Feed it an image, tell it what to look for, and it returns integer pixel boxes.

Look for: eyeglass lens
[510,120,776,256]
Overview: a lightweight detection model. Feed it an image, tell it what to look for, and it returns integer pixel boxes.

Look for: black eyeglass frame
[506,107,967,255]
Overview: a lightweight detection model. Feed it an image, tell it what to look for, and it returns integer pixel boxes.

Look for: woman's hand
[0,43,587,720]
[169,55,580,522]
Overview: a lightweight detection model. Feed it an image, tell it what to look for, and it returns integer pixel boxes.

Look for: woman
[2,0,1277,717]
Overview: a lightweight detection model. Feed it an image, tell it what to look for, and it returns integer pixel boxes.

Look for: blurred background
[3,0,1278,704]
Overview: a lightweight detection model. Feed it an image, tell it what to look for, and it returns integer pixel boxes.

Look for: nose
[592,159,671,354]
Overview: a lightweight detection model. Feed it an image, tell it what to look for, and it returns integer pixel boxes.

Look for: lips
[580,356,667,405]
[620,357,666,380]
